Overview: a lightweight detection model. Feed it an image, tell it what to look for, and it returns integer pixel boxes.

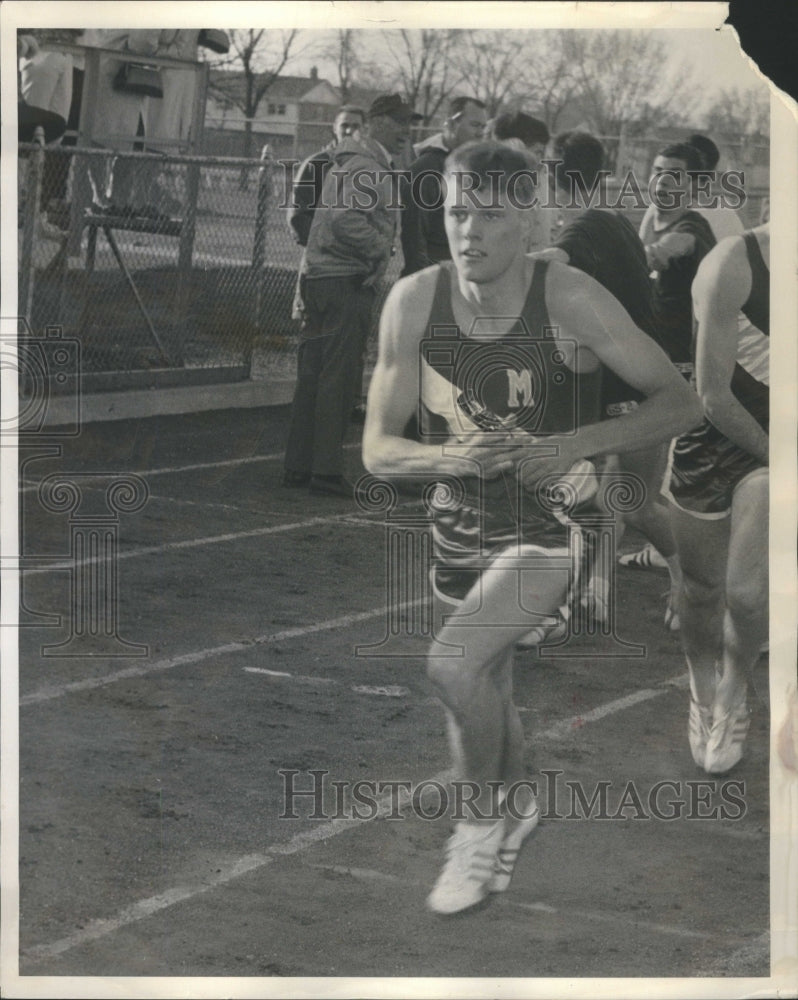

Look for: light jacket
[302,134,398,281]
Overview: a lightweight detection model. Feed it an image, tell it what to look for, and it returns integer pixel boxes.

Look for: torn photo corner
[1,2,796,998]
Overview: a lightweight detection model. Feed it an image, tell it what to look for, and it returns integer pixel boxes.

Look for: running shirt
[419,261,603,600]
[647,210,716,368]
[668,230,769,516]
[554,209,657,415]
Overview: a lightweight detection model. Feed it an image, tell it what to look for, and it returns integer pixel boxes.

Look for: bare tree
[452,30,530,117]
[379,29,466,121]
[704,87,770,141]
[563,30,697,138]
[207,29,302,161]
[325,29,359,103]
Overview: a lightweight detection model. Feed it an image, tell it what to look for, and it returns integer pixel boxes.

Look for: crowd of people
[283,95,770,915]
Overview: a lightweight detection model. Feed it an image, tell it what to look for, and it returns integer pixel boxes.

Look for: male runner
[362,142,702,914]
[665,225,769,773]
[530,131,684,631]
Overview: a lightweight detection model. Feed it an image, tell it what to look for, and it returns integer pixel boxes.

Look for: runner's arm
[362,277,528,480]
[692,240,769,465]
[544,264,703,463]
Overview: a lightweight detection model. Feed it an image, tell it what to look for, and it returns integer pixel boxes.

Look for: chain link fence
[18,131,767,396]
[19,136,400,395]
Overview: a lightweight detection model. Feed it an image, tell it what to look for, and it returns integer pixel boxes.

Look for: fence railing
[18,131,768,397]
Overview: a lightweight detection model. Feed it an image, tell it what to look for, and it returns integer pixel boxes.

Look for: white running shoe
[488,791,540,893]
[688,697,713,769]
[618,544,668,571]
[516,609,569,650]
[704,698,751,774]
[426,820,505,915]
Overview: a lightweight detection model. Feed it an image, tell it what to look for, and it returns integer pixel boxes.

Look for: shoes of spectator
[618,544,668,571]
[309,475,353,498]
[426,820,505,915]
[282,470,311,488]
[488,787,540,893]
[688,697,713,769]
[704,697,751,774]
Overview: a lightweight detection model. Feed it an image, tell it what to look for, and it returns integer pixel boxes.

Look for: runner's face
[333,113,363,143]
[443,183,529,283]
[650,155,692,212]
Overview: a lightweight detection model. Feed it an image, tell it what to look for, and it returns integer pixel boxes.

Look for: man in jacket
[288,104,365,247]
[282,94,422,496]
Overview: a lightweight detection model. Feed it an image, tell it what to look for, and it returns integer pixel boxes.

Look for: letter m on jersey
[507,369,534,409]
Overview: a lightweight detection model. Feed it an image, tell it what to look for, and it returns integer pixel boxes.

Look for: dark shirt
[648,210,716,366]
[401,144,450,276]
[554,209,658,411]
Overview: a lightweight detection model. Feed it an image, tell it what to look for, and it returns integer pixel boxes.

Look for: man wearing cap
[283,94,422,497]
[400,96,487,276]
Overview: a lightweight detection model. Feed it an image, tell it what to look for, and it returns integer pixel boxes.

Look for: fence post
[19,126,46,328]
[253,145,272,350]
[173,163,200,367]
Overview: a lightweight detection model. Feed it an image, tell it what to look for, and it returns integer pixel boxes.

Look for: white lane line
[20,604,421,706]
[21,513,386,577]
[21,781,430,964]
[244,668,411,698]
[307,864,726,942]
[20,678,701,963]
[535,674,690,740]
[19,442,363,493]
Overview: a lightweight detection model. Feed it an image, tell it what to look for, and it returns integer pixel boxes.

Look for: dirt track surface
[15,406,770,982]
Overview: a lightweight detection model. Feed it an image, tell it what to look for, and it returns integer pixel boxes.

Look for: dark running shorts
[665,419,766,518]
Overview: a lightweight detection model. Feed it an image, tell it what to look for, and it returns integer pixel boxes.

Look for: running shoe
[704,697,751,774]
[688,697,713,769]
[618,544,668,571]
[426,819,505,915]
[664,597,680,633]
[516,609,569,650]
[488,789,540,893]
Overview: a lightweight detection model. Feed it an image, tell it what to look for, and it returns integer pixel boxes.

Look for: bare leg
[620,444,682,608]
[668,501,728,706]
[428,554,568,814]
[717,470,768,712]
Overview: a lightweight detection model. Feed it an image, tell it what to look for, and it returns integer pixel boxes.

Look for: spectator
[18,32,72,144]
[642,142,716,373]
[288,104,366,247]
[487,110,553,250]
[533,130,684,632]
[282,94,421,496]
[487,110,549,160]
[639,132,744,245]
[400,96,487,276]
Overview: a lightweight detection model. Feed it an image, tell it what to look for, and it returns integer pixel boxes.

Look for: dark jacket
[400,141,450,276]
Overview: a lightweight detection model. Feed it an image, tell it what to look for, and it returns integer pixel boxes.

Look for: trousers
[283,275,374,479]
